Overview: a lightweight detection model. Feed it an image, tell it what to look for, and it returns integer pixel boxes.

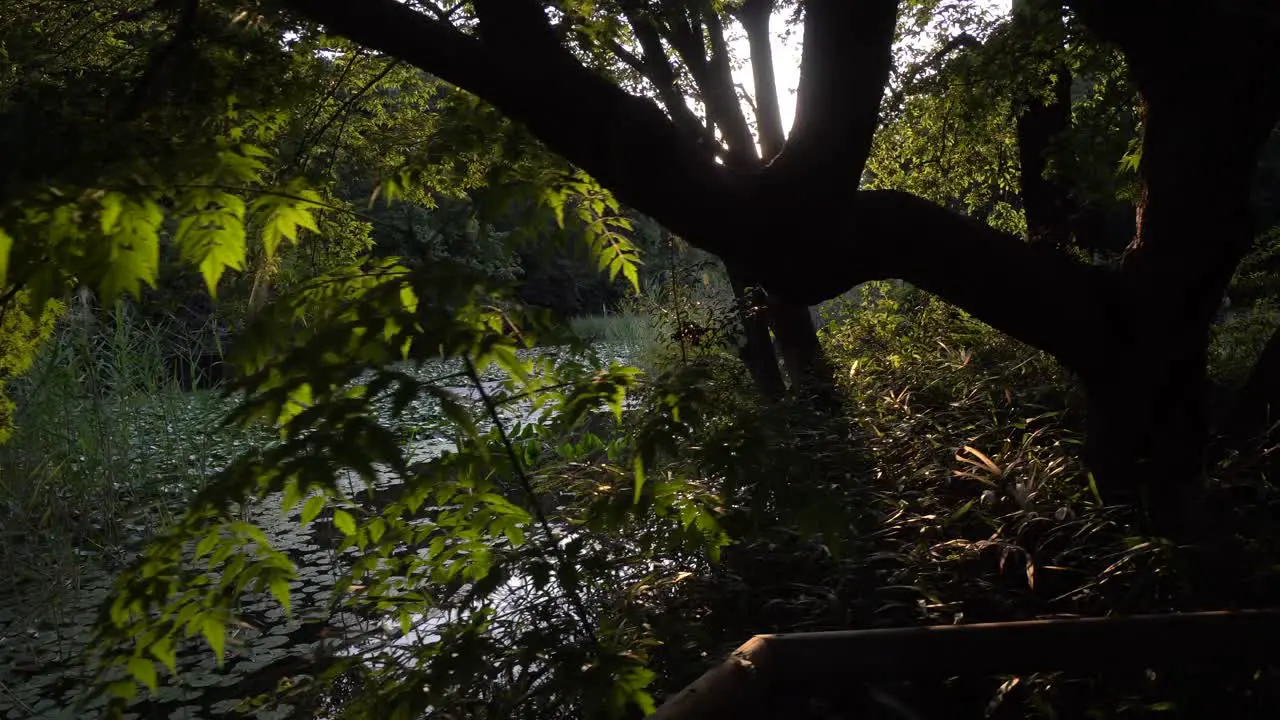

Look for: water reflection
[1,347,633,718]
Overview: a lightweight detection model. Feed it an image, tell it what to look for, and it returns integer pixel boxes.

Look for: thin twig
[462,357,598,643]
[0,677,34,714]
[298,59,404,174]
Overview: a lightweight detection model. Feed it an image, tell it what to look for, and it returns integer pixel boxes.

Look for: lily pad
[208,698,243,715]
[255,634,290,650]
[187,673,228,689]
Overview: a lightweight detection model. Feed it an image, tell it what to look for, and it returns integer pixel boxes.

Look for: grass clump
[0,299,262,622]
[568,312,661,350]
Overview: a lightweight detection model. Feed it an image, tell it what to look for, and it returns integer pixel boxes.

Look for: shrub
[0,291,62,444]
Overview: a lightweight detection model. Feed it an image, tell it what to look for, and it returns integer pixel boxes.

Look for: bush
[0,299,265,621]
[0,291,62,444]
[567,312,662,351]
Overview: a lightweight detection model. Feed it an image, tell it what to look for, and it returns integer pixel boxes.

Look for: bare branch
[612,3,721,155]
[698,4,758,166]
[636,0,756,165]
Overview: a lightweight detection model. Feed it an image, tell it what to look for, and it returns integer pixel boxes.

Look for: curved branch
[737,0,785,159]
[728,188,1115,374]
[767,0,898,204]
[611,4,720,155]
[280,0,737,241]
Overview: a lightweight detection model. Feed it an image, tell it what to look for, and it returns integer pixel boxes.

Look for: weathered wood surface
[649,609,1280,719]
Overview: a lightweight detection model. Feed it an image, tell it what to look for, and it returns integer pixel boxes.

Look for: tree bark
[727,270,786,397]
[279,0,1280,524]
[1078,26,1280,529]
[1217,322,1280,453]
[737,0,836,398]
[1013,0,1075,249]
[766,296,835,400]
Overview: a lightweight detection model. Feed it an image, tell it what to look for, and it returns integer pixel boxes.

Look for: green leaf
[1088,472,1104,506]
[240,143,272,158]
[950,499,975,523]
[176,192,248,296]
[149,637,177,676]
[633,455,646,506]
[99,196,162,300]
[0,227,11,288]
[621,260,640,292]
[127,657,158,691]
[107,680,137,701]
[301,495,326,525]
[504,523,525,547]
[333,508,357,536]
[269,576,292,614]
[194,532,219,561]
[99,191,125,234]
[256,190,323,258]
[201,616,226,662]
[281,482,303,514]
[368,517,387,543]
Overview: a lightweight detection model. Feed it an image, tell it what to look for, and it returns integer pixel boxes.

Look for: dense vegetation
[2,0,1280,718]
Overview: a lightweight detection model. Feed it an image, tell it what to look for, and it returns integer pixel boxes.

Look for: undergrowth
[6,277,1280,717]
[0,300,256,622]
[568,313,661,352]
[627,282,1280,718]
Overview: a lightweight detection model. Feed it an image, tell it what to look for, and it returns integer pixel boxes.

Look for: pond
[0,345,637,719]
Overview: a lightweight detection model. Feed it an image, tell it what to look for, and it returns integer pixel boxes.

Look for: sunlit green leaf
[126,657,158,691]
[301,495,326,525]
[201,617,226,662]
[333,508,357,536]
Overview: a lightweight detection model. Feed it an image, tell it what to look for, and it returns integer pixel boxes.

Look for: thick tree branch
[736,0,785,160]
[280,0,736,241]
[641,0,756,165]
[731,189,1114,374]
[766,0,898,204]
[611,5,720,156]
[283,0,1113,375]
[698,6,758,166]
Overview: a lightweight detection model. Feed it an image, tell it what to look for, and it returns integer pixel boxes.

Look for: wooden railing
[649,609,1280,719]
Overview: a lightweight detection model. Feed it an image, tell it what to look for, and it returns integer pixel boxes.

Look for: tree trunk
[1014,71,1074,247]
[768,296,837,403]
[728,270,786,397]
[288,0,1280,530]
[1013,0,1075,250]
[1082,352,1209,531]
[1081,66,1275,532]
[1217,322,1280,459]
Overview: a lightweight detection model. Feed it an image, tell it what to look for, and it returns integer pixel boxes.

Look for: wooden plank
[764,609,1280,682]
[650,610,1280,719]
[648,636,774,720]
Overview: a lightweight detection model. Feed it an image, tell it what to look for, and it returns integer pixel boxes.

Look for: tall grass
[0,298,254,621]
[568,312,662,351]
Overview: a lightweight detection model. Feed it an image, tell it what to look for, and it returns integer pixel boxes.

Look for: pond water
[0,346,635,719]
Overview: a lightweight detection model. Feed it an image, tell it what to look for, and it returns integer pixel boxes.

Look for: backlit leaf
[333,508,357,536]
[126,657,157,691]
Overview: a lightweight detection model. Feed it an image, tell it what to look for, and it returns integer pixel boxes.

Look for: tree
[256,0,1280,532]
